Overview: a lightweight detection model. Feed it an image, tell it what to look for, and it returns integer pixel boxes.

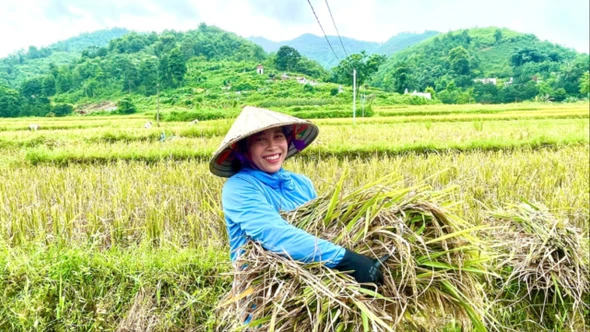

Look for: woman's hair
[230,137,249,172]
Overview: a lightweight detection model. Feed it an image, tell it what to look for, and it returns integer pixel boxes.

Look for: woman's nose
[267,137,277,147]
[267,136,280,148]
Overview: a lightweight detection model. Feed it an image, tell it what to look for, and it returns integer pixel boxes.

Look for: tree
[42,75,56,97]
[76,59,104,81]
[139,57,159,96]
[555,56,590,95]
[392,63,410,94]
[56,70,73,94]
[117,97,137,114]
[295,57,328,79]
[21,96,51,117]
[552,88,567,102]
[82,79,99,98]
[510,47,547,67]
[20,77,43,98]
[333,52,386,87]
[158,55,173,88]
[449,46,471,76]
[473,82,499,104]
[494,29,503,43]
[425,86,436,99]
[275,46,301,71]
[580,71,589,95]
[0,85,22,117]
[168,48,187,87]
[52,104,74,117]
[48,62,59,78]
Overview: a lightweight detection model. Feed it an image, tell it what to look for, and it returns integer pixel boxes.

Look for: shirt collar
[241,167,293,190]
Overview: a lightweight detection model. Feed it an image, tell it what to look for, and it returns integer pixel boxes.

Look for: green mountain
[0,28,130,87]
[0,24,344,118]
[1,25,588,118]
[375,31,439,55]
[249,34,380,69]
[48,28,130,53]
[372,27,588,103]
[249,31,440,69]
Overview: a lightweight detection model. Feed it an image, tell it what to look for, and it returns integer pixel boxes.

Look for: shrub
[52,104,74,117]
[158,109,239,122]
[295,107,374,119]
[117,97,137,114]
[303,84,315,93]
[258,98,336,108]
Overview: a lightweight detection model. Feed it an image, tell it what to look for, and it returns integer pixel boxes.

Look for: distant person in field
[209,106,384,287]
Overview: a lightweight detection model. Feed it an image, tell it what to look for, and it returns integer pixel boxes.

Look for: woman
[209,106,384,286]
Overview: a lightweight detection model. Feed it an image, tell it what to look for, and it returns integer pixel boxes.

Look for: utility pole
[352,68,356,124]
[361,90,365,118]
[152,55,161,128]
[156,82,160,127]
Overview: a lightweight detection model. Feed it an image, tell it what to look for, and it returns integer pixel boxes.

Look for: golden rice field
[0,102,588,331]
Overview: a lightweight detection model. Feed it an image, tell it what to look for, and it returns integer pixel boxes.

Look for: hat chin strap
[234,150,262,172]
[291,138,306,151]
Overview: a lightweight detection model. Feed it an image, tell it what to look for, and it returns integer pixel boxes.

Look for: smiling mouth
[263,154,280,161]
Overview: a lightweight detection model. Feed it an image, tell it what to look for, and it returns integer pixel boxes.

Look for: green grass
[10,118,587,165]
[0,243,230,331]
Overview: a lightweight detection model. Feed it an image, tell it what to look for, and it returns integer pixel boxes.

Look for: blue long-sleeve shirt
[222,167,345,268]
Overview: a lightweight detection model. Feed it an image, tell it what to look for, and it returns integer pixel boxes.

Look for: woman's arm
[222,176,345,267]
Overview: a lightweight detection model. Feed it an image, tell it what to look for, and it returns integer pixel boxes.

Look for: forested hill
[372,27,589,103]
[0,23,332,118]
[248,31,438,68]
[377,31,439,55]
[48,28,131,53]
[0,28,130,87]
[249,34,379,68]
[1,25,588,118]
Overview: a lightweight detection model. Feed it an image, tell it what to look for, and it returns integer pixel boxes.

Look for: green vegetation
[250,33,382,68]
[1,105,584,165]
[377,31,439,56]
[0,28,130,87]
[373,27,590,104]
[1,26,588,121]
[250,31,438,68]
[0,103,588,330]
[0,25,588,329]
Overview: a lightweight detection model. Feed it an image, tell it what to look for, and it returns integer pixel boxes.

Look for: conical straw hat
[209,106,319,177]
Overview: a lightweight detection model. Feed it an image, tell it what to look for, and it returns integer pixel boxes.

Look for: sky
[1,0,588,57]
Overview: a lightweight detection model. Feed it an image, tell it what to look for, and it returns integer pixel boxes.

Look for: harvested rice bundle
[486,202,590,331]
[217,177,490,331]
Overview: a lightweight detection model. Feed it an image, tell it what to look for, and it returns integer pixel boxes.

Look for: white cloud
[0,0,587,57]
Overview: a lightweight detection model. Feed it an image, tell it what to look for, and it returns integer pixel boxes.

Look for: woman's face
[246,127,288,174]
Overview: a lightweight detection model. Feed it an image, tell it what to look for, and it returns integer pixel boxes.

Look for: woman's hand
[333,249,388,286]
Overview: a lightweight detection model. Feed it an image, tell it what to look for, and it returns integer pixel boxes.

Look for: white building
[296,77,318,86]
[404,89,432,100]
[474,78,497,85]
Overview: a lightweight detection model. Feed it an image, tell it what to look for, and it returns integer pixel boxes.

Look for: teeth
[265,154,279,161]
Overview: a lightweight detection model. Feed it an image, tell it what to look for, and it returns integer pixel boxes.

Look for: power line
[306,0,340,63]
[324,0,348,57]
